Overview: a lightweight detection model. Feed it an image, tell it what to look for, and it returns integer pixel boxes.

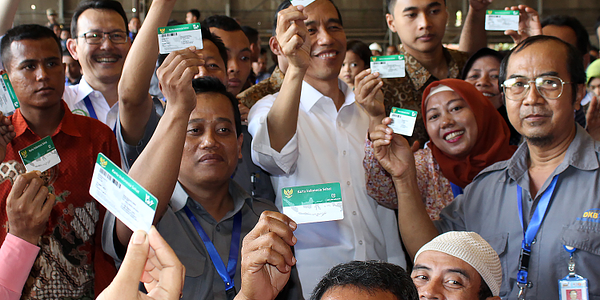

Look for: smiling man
[247,0,405,296]
[64,0,131,130]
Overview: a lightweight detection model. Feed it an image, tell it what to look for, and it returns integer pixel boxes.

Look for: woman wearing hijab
[364,79,517,220]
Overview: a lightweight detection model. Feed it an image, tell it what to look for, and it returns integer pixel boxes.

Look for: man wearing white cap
[369,42,382,56]
[413,231,502,300]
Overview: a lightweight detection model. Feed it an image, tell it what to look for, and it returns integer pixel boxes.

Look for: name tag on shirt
[370,55,405,78]
[282,182,343,224]
[389,107,418,136]
[158,23,204,54]
[485,10,519,31]
[291,0,316,6]
[19,136,61,172]
[89,153,157,232]
[0,74,20,115]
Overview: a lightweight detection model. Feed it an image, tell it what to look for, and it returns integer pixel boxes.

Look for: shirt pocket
[483,232,509,298]
[561,221,600,299]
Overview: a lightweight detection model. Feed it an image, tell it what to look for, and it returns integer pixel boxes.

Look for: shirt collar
[299,79,354,112]
[13,100,82,138]
[507,125,599,181]
[399,45,461,91]
[170,180,252,215]
[74,76,95,104]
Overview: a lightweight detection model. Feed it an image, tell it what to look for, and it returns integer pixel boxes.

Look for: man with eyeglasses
[64,0,131,130]
[368,35,600,299]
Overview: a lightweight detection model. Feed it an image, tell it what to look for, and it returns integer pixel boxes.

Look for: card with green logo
[19,136,60,172]
[485,10,519,31]
[389,107,418,136]
[282,182,343,224]
[158,23,203,54]
[0,74,20,115]
[370,55,405,78]
[89,153,157,232]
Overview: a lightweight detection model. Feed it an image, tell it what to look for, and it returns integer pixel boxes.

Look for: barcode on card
[99,168,122,189]
[162,33,177,37]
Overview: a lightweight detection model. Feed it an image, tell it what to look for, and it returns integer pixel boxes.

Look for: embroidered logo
[577,208,600,223]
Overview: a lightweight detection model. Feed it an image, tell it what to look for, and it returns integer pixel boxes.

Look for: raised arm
[118,0,176,145]
[0,0,20,35]
[458,0,492,55]
[370,118,438,259]
[266,5,310,152]
[503,5,541,45]
[114,47,201,247]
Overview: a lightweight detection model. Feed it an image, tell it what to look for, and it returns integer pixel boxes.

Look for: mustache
[520,107,553,118]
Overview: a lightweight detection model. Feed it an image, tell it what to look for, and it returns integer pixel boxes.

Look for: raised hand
[469,0,493,12]
[156,47,203,114]
[504,5,541,45]
[6,171,55,245]
[236,211,297,300]
[97,227,185,300]
[586,95,600,141]
[354,69,385,119]
[275,5,310,71]
[370,118,419,180]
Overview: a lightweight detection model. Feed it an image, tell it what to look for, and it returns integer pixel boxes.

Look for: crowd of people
[0,0,599,299]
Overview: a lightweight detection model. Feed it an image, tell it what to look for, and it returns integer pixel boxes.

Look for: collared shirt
[247,80,405,297]
[0,234,40,300]
[381,45,469,147]
[238,66,284,109]
[436,125,600,299]
[63,76,119,130]
[106,107,303,300]
[0,101,120,299]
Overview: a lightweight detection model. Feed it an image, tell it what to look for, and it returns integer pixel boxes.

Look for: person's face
[542,25,578,48]
[425,90,478,159]
[178,93,243,188]
[320,285,398,300]
[129,18,140,33]
[68,9,131,85]
[302,0,347,83]
[339,50,365,87]
[386,0,447,55]
[371,49,382,56]
[386,45,398,56]
[412,251,483,300]
[588,77,600,97]
[252,54,267,75]
[195,40,227,85]
[63,55,82,82]
[210,28,252,95]
[53,25,62,37]
[504,40,583,146]
[570,290,578,300]
[186,12,197,24]
[60,30,70,40]
[5,38,65,109]
[464,56,502,109]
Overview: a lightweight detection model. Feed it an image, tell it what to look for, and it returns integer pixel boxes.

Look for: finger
[276,7,307,36]
[365,80,384,100]
[147,227,185,297]
[21,177,45,203]
[111,230,150,293]
[244,244,292,274]
[245,211,297,246]
[244,231,296,267]
[30,185,49,208]
[39,193,55,218]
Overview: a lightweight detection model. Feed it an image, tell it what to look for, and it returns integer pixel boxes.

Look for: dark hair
[260,47,268,55]
[541,15,590,56]
[188,9,201,20]
[272,0,343,34]
[386,0,445,14]
[157,26,228,71]
[478,278,493,300]
[191,76,242,137]
[499,35,586,104]
[71,0,129,38]
[346,40,370,69]
[461,47,504,80]
[242,25,259,45]
[1,24,62,69]
[310,261,418,300]
[203,15,243,32]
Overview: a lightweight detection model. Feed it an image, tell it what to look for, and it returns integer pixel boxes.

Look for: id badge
[559,274,589,300]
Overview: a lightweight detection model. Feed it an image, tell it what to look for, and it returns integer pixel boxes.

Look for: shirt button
[216,225,221,232]
[346,181,351,186]
[358,240,363,245]
[343,150,347,155]
[352,211,357,215]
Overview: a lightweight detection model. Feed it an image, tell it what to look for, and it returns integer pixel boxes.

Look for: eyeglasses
[502,75,571,101]
[78,31,128,44]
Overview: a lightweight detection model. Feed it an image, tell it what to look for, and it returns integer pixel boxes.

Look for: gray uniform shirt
[436,125,600,299]
[103,108,303,300]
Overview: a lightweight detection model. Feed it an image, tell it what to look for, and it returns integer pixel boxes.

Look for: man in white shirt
[64,0,131,130]
[247,0,405,297]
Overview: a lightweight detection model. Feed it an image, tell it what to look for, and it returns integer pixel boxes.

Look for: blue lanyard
[83,95,98,120]
[449,182,463,197]
[516,175,559,285]
[183,206,242,291]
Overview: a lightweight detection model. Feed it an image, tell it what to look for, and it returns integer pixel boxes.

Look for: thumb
[111,230,150,292]
[411,141,420,153]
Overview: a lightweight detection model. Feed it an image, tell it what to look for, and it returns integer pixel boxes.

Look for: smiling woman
[364,79,517,219]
